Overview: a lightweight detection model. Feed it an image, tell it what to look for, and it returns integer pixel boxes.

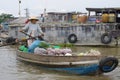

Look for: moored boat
[17,50,119,75]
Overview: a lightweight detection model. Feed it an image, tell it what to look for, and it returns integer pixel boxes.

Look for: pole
[18,0,21,18]
[24,8,29,18]
[44,8,46,17]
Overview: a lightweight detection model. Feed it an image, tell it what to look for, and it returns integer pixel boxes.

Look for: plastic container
[102,14,109,23]
[77,15,88,23]
[109,14,116,23]
[72,14,77,20]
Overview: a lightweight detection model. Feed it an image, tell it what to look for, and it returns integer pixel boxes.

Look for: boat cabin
[86,8,120,23]
[47,12,86,23]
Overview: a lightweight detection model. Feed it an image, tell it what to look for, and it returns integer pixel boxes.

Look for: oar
[20,31,44,40]
[20,31,34,38]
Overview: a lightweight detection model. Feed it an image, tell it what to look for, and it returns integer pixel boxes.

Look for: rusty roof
[47,12,86,15]
[86,8,120,13]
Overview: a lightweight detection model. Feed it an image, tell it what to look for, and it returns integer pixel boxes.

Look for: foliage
[39,41,49,49]
[0,13,14,23]
[56,43,74,48]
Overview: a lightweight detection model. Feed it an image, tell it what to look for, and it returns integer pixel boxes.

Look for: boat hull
[16,51,118,75]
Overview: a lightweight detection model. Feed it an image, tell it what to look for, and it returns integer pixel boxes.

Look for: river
[0,46,120,80]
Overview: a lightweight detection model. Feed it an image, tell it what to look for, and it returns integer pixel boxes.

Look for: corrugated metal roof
[9,17,41,27]
[9,17,28,24]
[86,8,120,12]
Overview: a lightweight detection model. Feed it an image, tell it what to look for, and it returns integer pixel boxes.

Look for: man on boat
[20,16,44,46]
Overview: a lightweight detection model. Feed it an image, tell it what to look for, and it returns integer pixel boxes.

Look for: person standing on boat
[20,16,44,47]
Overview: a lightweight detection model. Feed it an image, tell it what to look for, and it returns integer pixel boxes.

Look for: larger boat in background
[8,8,120,46]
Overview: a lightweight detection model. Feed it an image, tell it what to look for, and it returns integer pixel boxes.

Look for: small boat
[17,50,118,75]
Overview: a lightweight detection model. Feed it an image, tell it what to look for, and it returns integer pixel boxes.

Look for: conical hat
[29,16,39,21]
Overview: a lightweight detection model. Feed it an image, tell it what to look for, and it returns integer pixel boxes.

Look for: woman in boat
[20,16,44,47]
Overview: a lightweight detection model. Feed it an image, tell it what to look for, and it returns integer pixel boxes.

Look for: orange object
[77,15,88,23]
[102,14,109,23]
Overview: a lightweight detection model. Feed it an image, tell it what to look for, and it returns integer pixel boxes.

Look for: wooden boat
[17,50,118,75]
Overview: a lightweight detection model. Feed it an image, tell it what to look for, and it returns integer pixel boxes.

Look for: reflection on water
[0,46,120,80]
[72,46,120,56]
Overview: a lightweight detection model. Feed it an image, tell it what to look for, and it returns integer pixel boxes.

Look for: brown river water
[0,46,120,80]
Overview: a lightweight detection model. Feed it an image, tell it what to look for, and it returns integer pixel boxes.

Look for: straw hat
[29,16,39,21]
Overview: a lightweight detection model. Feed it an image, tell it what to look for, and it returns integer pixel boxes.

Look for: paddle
[20,31,44,40]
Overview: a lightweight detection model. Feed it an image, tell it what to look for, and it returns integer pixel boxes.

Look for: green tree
[0,13,14,23]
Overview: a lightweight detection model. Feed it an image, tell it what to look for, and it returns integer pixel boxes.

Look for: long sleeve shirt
[22,23,43,37]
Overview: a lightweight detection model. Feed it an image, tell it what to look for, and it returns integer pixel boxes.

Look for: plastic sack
[19,45,25,51]
[34,47,47,55]
[23,47,28,53]
[61,48,72,54]
[47,48,56,55]
[53,46,60,49]
[39,41,49,49]
[19,45,28,53]
[28,40,41,53]
[47,48,72,56]
[65,53,72,56]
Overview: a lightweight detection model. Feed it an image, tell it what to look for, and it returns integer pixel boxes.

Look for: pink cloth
[27,39,33,47]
